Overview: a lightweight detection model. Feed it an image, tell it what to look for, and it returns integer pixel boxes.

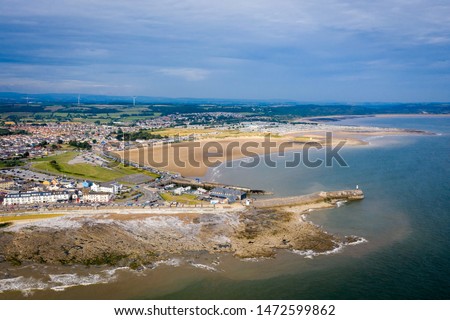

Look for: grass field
[0,214,64,223]
[32,151,159,182]
[153,128,216,137]
[153,128,283,139]
[159,192,201,205]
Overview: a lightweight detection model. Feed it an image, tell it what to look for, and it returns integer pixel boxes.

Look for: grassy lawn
[153,128,216,137]
[159,192,201,205]
[0,214,64,223]
[32,151,159,182]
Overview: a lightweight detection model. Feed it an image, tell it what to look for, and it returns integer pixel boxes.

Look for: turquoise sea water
[1,116,449,299]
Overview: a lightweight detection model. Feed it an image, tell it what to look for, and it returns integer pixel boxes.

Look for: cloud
[157,68,210,81]
[0,0,449,101]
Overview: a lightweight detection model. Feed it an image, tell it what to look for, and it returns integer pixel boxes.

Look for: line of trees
[68,140,92,150]
[116,129,168,141]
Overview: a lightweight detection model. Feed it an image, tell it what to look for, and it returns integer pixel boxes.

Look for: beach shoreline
[117,124,431,177]
[0,190,364,273]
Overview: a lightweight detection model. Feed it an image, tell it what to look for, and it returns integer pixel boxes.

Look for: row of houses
[2,190,112,206]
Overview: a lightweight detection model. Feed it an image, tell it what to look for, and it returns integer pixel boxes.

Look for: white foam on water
[293,242,344,259]
[240,256,271,263]
[346,236,368,246]
[48,273,114,292]
[0,276,47,295]
[336,200,347,207]
[190,263,218,272]
[153,258,183,268]
[0,266,134,295]
[293,236,368,259]
[102,266,129,277]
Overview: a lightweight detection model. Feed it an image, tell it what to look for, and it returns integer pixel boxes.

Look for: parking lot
[0,168,58,182]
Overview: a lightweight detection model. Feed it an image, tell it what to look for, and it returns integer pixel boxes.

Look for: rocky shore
[0,190,364,269]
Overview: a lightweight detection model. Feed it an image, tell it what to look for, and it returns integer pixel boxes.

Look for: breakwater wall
[253,189,364,208]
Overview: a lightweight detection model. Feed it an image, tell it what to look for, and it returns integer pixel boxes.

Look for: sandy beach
[116,125,429,177]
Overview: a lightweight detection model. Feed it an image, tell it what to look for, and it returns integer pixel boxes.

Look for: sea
[0,116,449,299]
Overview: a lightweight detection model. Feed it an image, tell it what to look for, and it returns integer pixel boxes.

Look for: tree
[69,140,92,150]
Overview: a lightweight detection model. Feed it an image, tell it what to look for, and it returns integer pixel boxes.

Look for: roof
[210,187,245,196]
[5,191,69,198]
[85,192,111,196]
[100,181,121,187]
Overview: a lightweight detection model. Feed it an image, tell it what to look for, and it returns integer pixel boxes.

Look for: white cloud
[157,67,210,81]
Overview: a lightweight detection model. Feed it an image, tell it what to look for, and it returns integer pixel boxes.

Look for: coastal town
[0,113,264,211]
[0,100,445,300]
[0,105,430,212]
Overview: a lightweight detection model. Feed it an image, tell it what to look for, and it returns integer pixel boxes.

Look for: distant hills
[0,92,449,116]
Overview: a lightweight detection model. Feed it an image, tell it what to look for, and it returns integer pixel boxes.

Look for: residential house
[3,191,72,206]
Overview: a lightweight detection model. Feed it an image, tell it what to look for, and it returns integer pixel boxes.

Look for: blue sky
[1,0,449,102]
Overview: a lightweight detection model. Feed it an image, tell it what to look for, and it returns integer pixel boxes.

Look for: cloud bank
[0,0,449,101]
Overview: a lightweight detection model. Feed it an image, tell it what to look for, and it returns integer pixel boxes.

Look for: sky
[0,0,450,102]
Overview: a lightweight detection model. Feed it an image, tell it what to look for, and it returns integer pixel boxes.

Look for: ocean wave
[153,258,183,268]
[240,256,271,262]
[102,266,130,277]
[0,267,124,295]
[293,243,344,259]
[293,237,368,259]
[345,236,368,246]
[48,273,116,291]
[190,263,218,272]
[336,200,347,207]
[0,276,47,295]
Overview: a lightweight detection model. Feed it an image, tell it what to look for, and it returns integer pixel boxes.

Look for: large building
[3,191,72,206]
[209,187,246,201]
[83,192,111,203]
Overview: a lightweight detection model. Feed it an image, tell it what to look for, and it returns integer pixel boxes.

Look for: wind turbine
[77,95,81,106]
[132,96,137,106]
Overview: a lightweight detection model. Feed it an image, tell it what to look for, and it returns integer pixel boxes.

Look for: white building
[83,192,111,203]
[3,191,71,206]
[91,182,122,194]
[173,186,191,195]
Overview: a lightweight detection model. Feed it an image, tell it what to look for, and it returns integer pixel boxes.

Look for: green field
[32,151,159,182]
[159,192,201,205]
[0,159,24,168]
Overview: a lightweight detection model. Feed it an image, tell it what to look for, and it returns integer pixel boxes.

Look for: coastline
[117,124,431,177]
[0,190,364,273]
